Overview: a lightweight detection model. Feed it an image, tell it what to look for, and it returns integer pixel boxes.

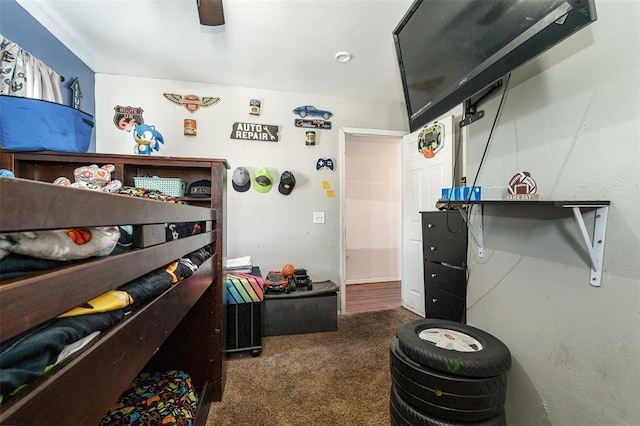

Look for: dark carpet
[206,307,420,426]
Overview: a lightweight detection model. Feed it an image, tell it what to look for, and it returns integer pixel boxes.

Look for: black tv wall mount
[459,79,503,128]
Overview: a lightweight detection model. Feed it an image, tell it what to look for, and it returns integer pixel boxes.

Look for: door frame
[338,127,407,314]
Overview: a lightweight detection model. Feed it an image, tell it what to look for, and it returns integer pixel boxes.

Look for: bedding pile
[99,370,199,426]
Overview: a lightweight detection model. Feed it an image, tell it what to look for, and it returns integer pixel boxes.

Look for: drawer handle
[431,273,437,278]
[427,223,434,228]
[430,246,437,251]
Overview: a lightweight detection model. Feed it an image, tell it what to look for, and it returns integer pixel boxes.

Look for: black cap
[187,179,211,197]
[278,171,296,195]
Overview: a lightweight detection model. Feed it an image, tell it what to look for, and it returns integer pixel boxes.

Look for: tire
[396,319,511,378]
[307,282,313,291]
[390,385,506,426]
[390,338,506,422]
[300,111,307,118]
[322,113,330,119]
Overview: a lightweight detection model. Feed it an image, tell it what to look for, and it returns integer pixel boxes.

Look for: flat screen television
[393,0,597,132]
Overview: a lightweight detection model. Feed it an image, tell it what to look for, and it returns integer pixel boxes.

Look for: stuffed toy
[0,226,120,260]
[53,164,122,192]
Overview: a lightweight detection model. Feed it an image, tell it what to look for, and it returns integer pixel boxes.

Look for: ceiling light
[335,51,352,63]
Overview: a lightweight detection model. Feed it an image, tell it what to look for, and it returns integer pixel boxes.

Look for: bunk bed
[0,177,222,425]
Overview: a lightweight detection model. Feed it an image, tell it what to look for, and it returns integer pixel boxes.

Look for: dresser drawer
[421,211,466,238]
[422,238,467,264]
[421,211,467,264]
[423,262,467,298]
[424,262,466,321]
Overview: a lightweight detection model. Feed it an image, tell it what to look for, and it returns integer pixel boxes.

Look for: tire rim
[418,328,483,352]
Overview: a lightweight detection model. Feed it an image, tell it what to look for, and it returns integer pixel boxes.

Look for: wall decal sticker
[417,122,443,158]
[70,78,82,110]
[113,105,144,132]
[292,105,333,120]
[305,131,316,146]
[294,119,331,130]
[163,93,220,113]
[184,119,197,136]
[230,122,279,141]
[316,158,335,171]
[249,99,261,115]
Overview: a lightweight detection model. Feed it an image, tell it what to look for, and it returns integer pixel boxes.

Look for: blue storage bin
[0,96,94,152]
[441,186,482,201]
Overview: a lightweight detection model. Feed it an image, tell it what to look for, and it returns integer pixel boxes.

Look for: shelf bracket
[567,205,609,287]
[459,205,484,258]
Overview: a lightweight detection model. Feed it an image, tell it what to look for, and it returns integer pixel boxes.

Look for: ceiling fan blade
[197,0,225,26]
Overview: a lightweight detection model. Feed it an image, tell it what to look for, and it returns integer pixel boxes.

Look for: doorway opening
[339,128,406,314]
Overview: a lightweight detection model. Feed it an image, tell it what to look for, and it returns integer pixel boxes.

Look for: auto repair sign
[230,122,279,142]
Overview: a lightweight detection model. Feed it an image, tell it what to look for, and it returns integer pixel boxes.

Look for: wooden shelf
[468,200,610,207]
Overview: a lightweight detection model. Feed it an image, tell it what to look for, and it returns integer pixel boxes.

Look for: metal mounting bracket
[567,205,609,287]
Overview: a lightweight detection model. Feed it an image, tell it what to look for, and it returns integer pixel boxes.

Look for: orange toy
[282,263,295,277]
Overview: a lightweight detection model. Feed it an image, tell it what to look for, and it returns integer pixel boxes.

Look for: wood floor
[345,281,401,314]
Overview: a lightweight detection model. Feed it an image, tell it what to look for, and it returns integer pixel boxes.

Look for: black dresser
[420,211,468,322]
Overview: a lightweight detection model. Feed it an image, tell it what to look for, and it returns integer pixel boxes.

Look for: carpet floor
[206,307,420,426]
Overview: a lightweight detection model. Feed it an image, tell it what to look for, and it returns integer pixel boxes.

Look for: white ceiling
[17,0,414,104]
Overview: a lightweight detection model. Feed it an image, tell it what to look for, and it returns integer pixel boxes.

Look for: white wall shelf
[458,200,610,287]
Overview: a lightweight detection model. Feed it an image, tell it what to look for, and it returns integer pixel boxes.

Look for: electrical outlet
[313,211,325,224]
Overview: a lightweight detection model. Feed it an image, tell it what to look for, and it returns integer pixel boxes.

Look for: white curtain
[1,34,63,104]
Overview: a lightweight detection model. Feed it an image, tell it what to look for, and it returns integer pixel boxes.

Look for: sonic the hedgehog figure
[133,124,164,155]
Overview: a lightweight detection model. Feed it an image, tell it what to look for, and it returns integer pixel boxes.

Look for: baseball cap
[278,171,296,195]
[187,179,211,197]
[232,167,251,192]
[254,167,273,193]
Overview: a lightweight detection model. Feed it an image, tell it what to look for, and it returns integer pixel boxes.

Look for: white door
[401,115,455,316]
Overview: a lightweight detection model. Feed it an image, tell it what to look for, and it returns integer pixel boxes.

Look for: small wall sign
[249,99,261,115]
[163,93,220,113]
[70,78,82,110]
[294,119,332,130]
[230,122,279,142]
[113,105,144,132]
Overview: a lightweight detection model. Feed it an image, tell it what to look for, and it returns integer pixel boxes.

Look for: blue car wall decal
[292,105,333,120]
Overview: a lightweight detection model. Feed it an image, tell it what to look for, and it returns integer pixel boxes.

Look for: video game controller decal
[316,158,335,171]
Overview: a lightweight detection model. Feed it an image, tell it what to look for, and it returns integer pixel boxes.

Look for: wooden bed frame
[0,178,221,424]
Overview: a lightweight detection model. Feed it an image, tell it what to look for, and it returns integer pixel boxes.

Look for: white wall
[95,74,407,285]
[345,135,401,284]
[463,1,640,424]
